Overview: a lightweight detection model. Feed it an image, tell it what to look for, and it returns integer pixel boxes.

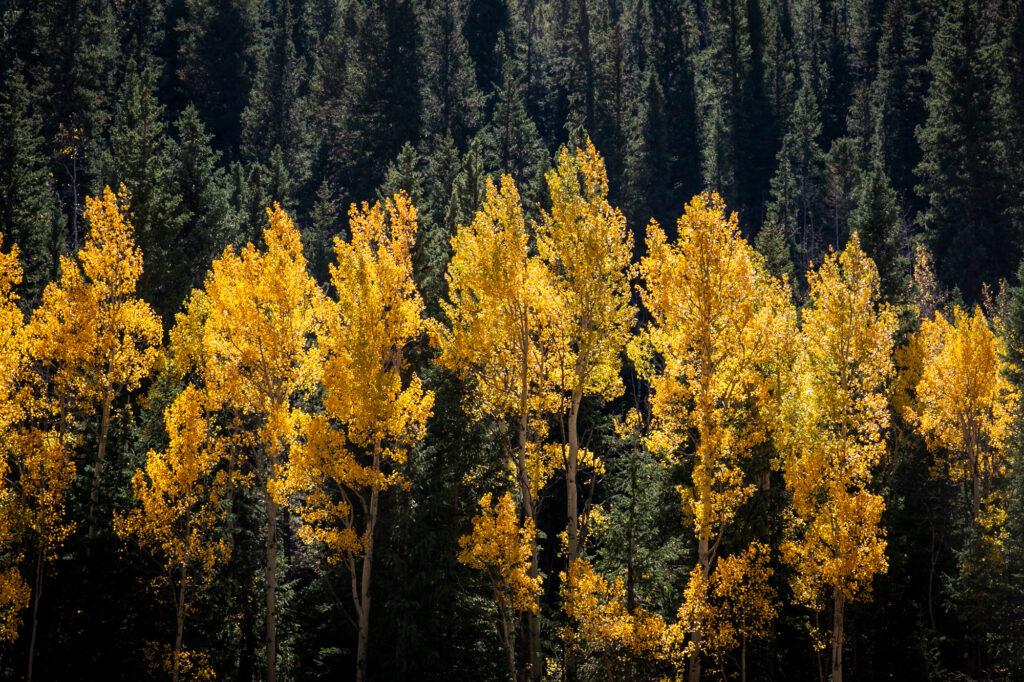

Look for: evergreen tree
[915,0,1008,297]
[167,106,237,303]
[0,66,58,305]
[102,61,185,320]
[417,0,485,149]
[850,162,908,302]
[624,67,670,228]
[175,0,263,152]
[871,0,931,203]
[241,0,312,190]
[764,79,826,271]
[479,41,547,210]
[991,0,1024,253]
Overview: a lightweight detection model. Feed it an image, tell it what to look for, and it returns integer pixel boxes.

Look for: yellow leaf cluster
[26,186,161,409]
[781,234,895,606]
[562,558,667,662]
[280,193,433,562]
[116,385,231,584]
[458,492,541,614]
[537,139,636,404]
[910,306,1017,493]
[435,174,561,430]
[632,192,796,542]
[186,203,323,468]
[671,543,778,669]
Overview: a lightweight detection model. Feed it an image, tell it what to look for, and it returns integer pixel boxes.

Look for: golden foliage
[186,202,323,471]
[280,193,433,561]
[562,558,667,662]
[537,138,635,404]
[671,543,778,669]
[910,306,1017,501]
[781,234,895,607]
[632,191,795,542]
[116,385,231,584]
[458,492,542,614]
[26,186,161,410]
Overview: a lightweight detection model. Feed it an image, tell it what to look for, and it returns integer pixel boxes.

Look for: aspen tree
[116,386,231,682]
[910,306,1017,521]
[26,186,162,540]
[537,139,635,569]
[175,204,322,682]
[781,234,895,682]
[277,193,433,682]
[631,192,795,680]
[435,174,561,680]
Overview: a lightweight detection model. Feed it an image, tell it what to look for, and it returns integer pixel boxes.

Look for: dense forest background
[1,0,1024,679]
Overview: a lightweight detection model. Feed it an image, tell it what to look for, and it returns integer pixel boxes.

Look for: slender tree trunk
[831,591,845,682]
[515,347,542,682]
[741,635,747,682]
[356,482,380,682]
[498,602,517,682]
[27,547,44,682]
[566,393,582,563]
[174,566,187,682]
[88,392,113,541]
[265,491,278,682]
[688,534,711,682]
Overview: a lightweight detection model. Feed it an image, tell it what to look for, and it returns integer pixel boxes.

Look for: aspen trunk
[356,484,380,682]
[88,393,113,541]
[173,566,187,682]
[688,535,710,682]
[741,636,747,682]
[27,548,44,682]
[265,491,278,682]
[831,591,845,682]
[498,603,517,682]
[566,393,582,563]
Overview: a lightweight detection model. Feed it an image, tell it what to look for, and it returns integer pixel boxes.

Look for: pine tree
[102,61,185,319]
[850,162,908,303]
[765,79,826,271]
[165,106,237,303]
[915,0,1008,297]
[241,0,312,190]
[0,66,58,306]
[479,41,547,210]
[175,0,263,152]
[417,0,484,149]
[624,67,670,227]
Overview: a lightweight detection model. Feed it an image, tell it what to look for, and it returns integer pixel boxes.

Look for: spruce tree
[417,0,485,149]
[764,79,825,270]
[624,67,670,228]
[168,106,237,304]
[479,41,547,209]
[175,0,263,152]
[0,66,59,306]
[241,0,312,190]
[850,162,907,302]
[915,0,1008,296]
[102,61,185,319]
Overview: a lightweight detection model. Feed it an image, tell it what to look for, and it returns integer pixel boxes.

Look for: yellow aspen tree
[276,193,433,682]
[458,492,542,682]
[630,191,795,681]
[26,186,162,541]
[0,235,78,680]
[434,174,560,680]
[0,235,30,644]
[561,557,667,675]
[115,385,231,682]
[672,543,777,682]
[781,234,895,682]
[176,204,322,682]
[536,139,635,569]
[910,306,1017,521]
